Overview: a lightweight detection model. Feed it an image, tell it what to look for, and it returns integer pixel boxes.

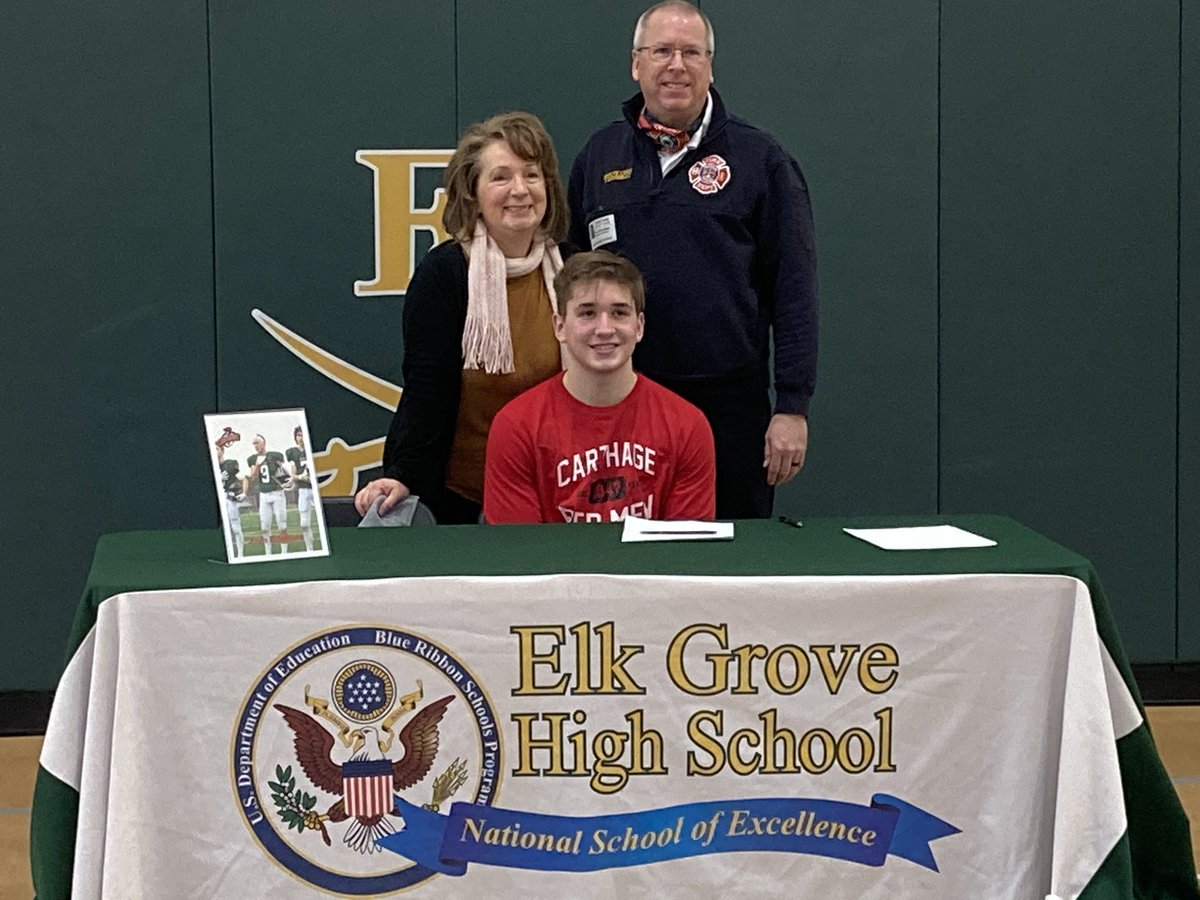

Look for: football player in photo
[215,439,247,558]
[286,425,316,552]
[247,434,291,554]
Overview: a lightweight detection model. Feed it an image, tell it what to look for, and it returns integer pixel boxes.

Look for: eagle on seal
[275,695,453,854]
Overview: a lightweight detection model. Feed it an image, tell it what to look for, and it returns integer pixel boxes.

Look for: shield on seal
[342,758,394,818]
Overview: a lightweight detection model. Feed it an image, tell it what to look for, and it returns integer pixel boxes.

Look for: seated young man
[484,250,715,524]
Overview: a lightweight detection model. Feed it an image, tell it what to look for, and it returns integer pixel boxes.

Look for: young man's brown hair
[552,250,646,316]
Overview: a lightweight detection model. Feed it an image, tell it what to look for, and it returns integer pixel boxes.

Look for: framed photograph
[204,409,330,564]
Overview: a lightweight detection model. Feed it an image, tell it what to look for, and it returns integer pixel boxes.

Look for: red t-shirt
[484,373,716,524]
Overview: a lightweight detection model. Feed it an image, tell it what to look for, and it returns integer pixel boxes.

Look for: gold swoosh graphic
[313,437,386,497]
[252,309,401,495]
[251,308,401,409]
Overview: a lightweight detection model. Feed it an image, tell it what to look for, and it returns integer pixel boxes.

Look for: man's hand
[353,478,411,517]
[763,413,809,486]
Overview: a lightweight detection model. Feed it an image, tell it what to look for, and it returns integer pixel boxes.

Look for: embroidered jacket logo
[688,154,731,195]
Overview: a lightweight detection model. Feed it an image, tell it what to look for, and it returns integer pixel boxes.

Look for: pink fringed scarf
[462,219,564,374]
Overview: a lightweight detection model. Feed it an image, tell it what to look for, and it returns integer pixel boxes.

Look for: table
[31,517,1198,898]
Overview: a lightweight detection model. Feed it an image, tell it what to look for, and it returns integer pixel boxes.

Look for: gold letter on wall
[355,150,452,296]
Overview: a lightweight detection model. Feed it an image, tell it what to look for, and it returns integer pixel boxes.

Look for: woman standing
[354,112,571,523]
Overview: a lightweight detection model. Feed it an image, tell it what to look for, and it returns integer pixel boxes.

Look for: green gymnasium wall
[1182,0,1199,659]
[2,1,1195,690]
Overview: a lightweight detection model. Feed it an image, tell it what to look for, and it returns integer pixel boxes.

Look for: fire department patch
[688,154,731,195]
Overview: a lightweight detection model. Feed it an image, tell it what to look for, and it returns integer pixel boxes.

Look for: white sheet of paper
[843,524,997,551]
[621,516,734,543]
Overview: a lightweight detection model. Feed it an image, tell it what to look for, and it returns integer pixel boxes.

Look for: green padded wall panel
[708,0,940,517]
[1180,1,1198,658]
[209,0,457,483]
[1,0,214,689]
[940,2,1179,660]
[456,0,650,160]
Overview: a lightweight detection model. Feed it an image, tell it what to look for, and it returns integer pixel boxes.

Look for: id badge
[588,214,617,249]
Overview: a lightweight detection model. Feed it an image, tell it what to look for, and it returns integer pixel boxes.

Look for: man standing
[247,434,290,554]
[568,0,817,518]
[484,251,715,524]
[286,426,316,552]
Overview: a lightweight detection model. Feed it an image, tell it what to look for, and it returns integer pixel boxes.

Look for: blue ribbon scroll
[378,794,959,876]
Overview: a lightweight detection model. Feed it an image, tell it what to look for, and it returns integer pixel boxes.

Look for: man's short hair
[633,1,715,53]
[553,251,646,316]
[442,111,569,244]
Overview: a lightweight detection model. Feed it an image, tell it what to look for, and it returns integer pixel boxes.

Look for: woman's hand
[353,478,411,517]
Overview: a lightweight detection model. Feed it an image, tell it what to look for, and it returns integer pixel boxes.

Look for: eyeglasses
[634,45,712,65]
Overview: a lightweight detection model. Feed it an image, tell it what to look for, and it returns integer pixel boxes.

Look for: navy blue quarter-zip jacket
[568,88,818,415]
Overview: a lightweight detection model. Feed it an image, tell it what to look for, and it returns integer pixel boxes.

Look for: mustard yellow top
[444,268,560,502]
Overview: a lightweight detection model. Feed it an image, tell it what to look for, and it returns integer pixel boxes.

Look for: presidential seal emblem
[232,626,500,894]
[688,154,731,195]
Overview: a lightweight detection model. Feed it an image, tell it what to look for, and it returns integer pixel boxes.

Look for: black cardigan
[381,240,575,522]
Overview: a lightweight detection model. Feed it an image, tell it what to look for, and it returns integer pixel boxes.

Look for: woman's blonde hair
[442,111,569,243]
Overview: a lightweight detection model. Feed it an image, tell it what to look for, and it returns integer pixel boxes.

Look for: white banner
[41,573,1132,898]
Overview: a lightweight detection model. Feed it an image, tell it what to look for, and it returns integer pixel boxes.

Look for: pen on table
[778,515,803,529]
[639,530,721,535]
